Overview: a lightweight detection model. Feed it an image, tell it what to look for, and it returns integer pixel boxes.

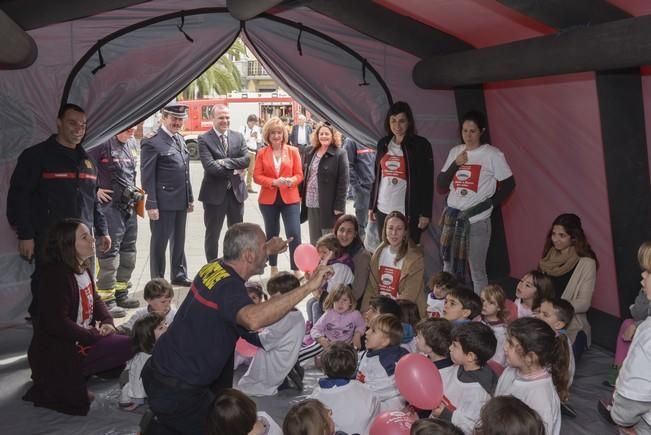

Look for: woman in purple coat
[23,218,133,415]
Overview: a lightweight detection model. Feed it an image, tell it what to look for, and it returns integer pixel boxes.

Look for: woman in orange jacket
[254,116,304,275]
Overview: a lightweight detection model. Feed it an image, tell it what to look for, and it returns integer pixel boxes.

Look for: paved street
[123,160,353,317]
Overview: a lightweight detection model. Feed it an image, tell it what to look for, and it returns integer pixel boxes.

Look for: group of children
[114,240,651,435]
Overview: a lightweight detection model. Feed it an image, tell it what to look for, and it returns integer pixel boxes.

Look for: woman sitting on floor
[23,218,133,415]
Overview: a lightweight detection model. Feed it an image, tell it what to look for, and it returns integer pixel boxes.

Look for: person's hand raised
[265,236,293,255]
[306,264,334,291]
[455,149,468,166]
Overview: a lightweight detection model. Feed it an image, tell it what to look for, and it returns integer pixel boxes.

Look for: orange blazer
[254,144,304,205]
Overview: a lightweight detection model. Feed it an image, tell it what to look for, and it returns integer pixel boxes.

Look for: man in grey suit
[141,103,194,285]
[198,104,250,262]
[289,114,312,160]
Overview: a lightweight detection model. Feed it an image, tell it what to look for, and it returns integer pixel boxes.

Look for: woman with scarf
[334,214,371,306]
[437,110,515,295]
[539,213,598,359]
[369,101,434,244]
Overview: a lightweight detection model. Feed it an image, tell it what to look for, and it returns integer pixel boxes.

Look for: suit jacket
[289,124,313,146]
[141,129,193,211]
[198,128,250,205]
[254,144,303,205]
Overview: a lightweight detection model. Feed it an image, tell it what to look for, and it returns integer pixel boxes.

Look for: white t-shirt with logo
[377,141,407,215]
[441,144,512,223]
[75,271,94,328]
[377,247,404,299]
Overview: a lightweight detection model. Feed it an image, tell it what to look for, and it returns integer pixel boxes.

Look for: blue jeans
[353,185,371,242]
[259,196,301,270]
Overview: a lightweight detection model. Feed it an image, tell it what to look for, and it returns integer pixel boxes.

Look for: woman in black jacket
[369,101,434,244]
[301,122,350,244]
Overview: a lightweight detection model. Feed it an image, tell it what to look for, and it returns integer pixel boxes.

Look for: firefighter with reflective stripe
[6,104,110,316]
[88,127,141,316]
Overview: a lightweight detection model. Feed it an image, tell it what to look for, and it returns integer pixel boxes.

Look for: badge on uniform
[84,160,93,169]
[460,189,468,196]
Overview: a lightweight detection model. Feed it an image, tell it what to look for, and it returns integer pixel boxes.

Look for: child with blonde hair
[480,285,509,366]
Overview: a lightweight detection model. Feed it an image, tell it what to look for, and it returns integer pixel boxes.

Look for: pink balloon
[505,299,518,323]
[395,353,443,410]
[293,243,321,272]
[235,338,258,358]
[369,411,415,435]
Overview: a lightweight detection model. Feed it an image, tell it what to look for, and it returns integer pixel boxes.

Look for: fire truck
[180,92,306,159]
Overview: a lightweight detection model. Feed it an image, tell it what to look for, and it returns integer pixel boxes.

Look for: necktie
[219,134,229,156]
[172,134,182,151]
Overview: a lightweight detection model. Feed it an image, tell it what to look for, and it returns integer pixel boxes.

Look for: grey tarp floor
[0,322,621,435]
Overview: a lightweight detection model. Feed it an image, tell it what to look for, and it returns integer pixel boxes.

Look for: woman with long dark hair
[23,218,132,415]
[369,101,434,244]
[333,214,371,305]
[539,213,598,358]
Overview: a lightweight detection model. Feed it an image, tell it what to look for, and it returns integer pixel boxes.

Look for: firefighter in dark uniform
[88,126,141,317]
[140,103,194,285]
[6,103,110,316]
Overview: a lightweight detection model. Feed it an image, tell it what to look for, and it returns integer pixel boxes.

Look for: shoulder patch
[198,262,231,289]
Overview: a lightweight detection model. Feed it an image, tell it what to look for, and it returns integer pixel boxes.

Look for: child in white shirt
[432,322,498,434]
[610,242,651,434]
[357,314,409,412]
[119,312,168,410]
[118,278,176,335]
[238,273,305,396]
[310,342,379,435]
[479,284,509,367]
[426,271,457,319]
[496,317,571,435]
[514,271,554,319]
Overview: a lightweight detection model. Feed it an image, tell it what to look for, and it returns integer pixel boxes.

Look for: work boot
[105,301,126,318]
[116,291,140,309]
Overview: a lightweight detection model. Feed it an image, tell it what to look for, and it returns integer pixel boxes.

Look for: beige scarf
[539,246,580,277]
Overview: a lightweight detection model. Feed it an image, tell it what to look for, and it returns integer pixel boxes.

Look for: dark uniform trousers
[150,210,188,281]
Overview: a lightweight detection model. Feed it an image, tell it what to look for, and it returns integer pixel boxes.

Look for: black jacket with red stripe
[7,135,108,241]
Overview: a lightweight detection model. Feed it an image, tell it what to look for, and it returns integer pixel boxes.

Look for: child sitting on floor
[238,272,305,396]
[432,322,498,433]
[514,271,554,319]
[245,281,267,304]
[357,313,409,412]
[479,284,509,367]
[426,271,457,319]
[208,388,281,435]
[496,317,570,435]
[306,234,354,327]
[397,299,421,352]
[609,241,651,434]
[443,287,481,326]
[415,317,454,372]
[118,278,176,335]
[119,312,167,411]
[299,285,365,363]
[410,418,463,435]
[283,399,346,435]
[474,396,546,435]
[309,342,380,435]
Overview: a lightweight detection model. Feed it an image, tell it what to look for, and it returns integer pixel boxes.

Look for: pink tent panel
[609,0,651,16]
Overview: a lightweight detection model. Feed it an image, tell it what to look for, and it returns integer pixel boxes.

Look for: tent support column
[593,68,651,349]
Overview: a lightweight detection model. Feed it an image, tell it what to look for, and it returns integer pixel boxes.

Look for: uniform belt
[148,359,203,391]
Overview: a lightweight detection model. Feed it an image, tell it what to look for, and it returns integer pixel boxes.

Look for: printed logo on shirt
[356,371,366,383]
[380,154,406,180]
[198,262,231,290]
[378,265,401,298]
[78,281,94,327]
[441,395,457,412]
[452,164,481,193]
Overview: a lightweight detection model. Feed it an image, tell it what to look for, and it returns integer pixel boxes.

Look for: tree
[179,38,246,100]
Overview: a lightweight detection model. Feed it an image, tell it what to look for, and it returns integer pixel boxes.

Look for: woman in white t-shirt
[361,211,426,317]
[437,110,515,294]
[369,101,434,244]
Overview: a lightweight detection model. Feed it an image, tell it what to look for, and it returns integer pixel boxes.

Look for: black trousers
[203,190,244,262]
[149,210,188,280]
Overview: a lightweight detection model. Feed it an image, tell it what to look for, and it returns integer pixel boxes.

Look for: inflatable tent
[1,0,651,351]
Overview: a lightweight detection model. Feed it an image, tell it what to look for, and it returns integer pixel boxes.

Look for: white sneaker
[105,301,126,318]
